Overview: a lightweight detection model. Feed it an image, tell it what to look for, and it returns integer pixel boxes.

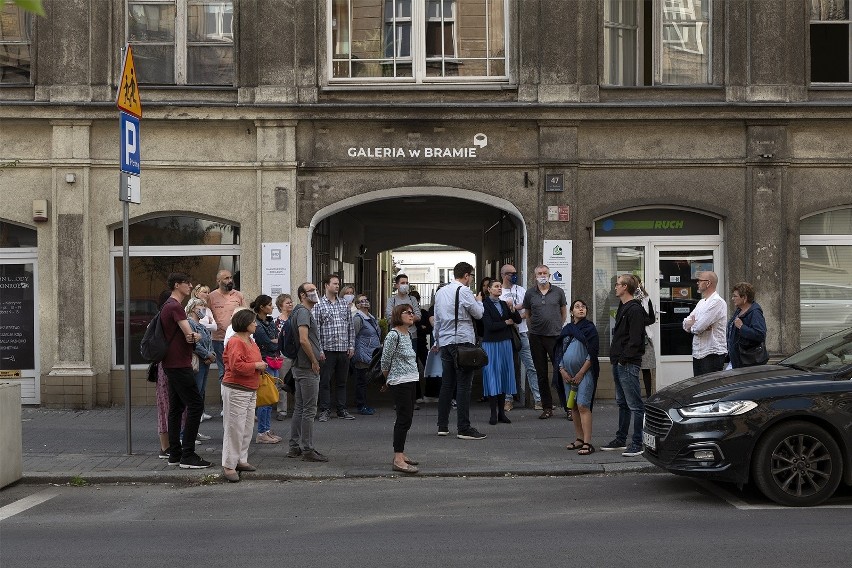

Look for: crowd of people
[153,263,768,481]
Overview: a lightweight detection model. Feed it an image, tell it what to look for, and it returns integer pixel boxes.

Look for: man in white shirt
[682,271,728,376]
[499,264,540,410]
[433,262,485,440]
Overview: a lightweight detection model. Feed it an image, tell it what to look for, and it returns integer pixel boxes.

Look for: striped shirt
[683,291,728,358]
[312,295,355,352]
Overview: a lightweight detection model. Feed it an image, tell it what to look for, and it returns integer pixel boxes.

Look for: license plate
[642,431,656,450]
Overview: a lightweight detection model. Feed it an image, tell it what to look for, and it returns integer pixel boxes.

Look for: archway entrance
[307,189,528,306]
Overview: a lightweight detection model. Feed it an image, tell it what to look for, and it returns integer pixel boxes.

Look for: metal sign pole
[123,199,132,455]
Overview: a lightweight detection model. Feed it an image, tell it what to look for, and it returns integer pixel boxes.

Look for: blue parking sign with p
[120,111,140,175]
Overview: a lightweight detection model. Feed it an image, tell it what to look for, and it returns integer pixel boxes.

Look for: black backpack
[140,311,169,362]
[281,306,301,360]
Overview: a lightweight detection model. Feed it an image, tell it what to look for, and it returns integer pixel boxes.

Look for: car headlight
[678,400,758,418]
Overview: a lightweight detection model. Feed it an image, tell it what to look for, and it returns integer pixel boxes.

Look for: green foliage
[199,474,217,485]
[13,0,45,16]
[69,475,89,487]
[378,318,389,339]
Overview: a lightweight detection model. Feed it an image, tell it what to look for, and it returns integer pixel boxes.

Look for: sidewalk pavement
[20,400,660,484]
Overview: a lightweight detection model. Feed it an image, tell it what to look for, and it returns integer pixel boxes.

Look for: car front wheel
[752,421,843,507]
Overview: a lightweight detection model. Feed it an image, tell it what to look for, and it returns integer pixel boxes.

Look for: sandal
[577,443,595,455]
[565,438,584,450]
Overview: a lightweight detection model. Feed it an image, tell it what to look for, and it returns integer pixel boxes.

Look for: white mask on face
[307,291,320,303]
[398,284,409,294]
[537,276,549,285]
[343,294,354,304]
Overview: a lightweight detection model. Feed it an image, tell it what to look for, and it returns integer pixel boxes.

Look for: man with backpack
[160,272,212,469]
[286,282,328,462]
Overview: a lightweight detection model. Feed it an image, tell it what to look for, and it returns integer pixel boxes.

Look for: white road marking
[694,480,852,510]
[0,490,60,521]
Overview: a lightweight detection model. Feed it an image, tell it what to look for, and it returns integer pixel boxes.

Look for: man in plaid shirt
[312,273,356,421]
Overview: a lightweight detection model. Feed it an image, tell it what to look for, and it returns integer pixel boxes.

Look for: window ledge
[322,82,516,92]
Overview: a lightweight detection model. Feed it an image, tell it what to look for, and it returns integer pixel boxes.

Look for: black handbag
[146,362,158,383]
[509,325,522,352]
[738,340,768,366]
[453,287,488,370]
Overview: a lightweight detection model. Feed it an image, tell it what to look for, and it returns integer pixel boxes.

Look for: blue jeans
[437,345,474,433]
[256,405,272,434]
[194,362,210,399]
[255,366,278,434]
[612,362,644,447]
[518,332,540,403]
[212,340,225,381]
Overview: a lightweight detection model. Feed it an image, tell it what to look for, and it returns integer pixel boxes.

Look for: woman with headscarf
[554,299,600,455]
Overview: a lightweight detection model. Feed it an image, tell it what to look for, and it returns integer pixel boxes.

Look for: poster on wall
[0,264,35,371]
[261,242,291,299]
[543,240,572,302]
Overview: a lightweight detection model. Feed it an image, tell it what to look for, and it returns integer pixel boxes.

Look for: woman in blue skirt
[481,280,522,425]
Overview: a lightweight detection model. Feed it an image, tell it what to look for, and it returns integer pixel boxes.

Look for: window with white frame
[111,215,241,366]
[810,0,851,83]
[127,0,234,85]
[330,0,507,83]
[603,0,711,86]
[0,1,33,84]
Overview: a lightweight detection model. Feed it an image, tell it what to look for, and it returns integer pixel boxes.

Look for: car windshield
[781,328,852,373]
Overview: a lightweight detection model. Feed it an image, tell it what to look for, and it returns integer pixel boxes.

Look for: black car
[643,328,852,506]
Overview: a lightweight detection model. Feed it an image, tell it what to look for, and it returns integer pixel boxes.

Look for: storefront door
[652,246,721,389]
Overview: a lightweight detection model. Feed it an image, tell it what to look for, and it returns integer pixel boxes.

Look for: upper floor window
[0,1,33,84]
[810,0,850,83]
[127,0,234,85]
[330,0,508,83]
[603,0,711,86]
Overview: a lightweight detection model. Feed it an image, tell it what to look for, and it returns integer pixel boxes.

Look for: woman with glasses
[382,304,421,474]
[727,282,767,368]
[481,280,521,425]
[352,293,380,415]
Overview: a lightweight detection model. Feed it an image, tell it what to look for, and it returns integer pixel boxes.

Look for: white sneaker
[415,398,425,404]
[534,402,543,411]
[219,409,224,417]
[196,432,211,441]
[200,413,212,422]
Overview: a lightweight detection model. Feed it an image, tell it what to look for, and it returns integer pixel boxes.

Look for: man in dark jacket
[602,274,646,457]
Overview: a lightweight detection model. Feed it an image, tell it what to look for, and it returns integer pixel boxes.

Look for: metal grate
[644,405,673,438]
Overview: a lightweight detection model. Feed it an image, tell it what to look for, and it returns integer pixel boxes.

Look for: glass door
[653,246,720,389]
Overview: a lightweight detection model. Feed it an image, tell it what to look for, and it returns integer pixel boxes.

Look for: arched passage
[306,187,528,303]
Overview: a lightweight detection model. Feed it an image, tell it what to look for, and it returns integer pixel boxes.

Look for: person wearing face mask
[352,293,380,415]
[522,264,568,419]
[386,273,421,350]
[186,298,216,441]
[341,285,358,315]
[207,270,246,385]
[499,264,541,411]
[312,273,356,422]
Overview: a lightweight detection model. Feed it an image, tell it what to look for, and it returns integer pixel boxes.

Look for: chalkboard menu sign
[0,263,35,371]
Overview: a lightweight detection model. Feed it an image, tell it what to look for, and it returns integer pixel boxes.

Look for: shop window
[603,0,711,86]
[330,0,508,83]
[127,0,234,85]
[593,245,645,358]
[0,220,37,247]
[111,215,241,366]
[0,1,33,84]
[800,208,852,347]
[810,0,850,83]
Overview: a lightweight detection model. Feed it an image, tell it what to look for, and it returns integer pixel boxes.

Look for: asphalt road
[2,474,851,568]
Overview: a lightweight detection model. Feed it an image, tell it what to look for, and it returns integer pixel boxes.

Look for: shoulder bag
[255,371,280,407]
[738,340,769,367]
[453,286,489,370]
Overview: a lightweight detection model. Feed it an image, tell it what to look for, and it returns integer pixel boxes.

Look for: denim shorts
[563,372,596,409]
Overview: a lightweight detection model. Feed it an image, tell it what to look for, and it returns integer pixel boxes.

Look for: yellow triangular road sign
[117,45,142,118]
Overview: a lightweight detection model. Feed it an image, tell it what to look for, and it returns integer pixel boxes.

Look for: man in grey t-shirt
[522,264,567,419]
[288,282,328,463]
